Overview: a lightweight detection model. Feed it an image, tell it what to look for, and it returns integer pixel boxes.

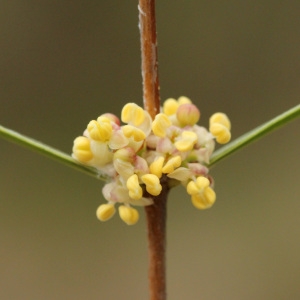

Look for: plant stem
[139,0,160,120]
[145,179,169,300]
[1,105,299,180]
[138,0,166,299]
[0,125,108,181]
[209,104,300,167]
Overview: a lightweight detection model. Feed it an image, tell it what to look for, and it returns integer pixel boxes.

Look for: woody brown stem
[138,1,166,299]
[138,0,160,120]
[144,179,169,300]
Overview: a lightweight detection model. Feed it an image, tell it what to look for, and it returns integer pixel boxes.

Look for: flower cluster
[72,97,231,225]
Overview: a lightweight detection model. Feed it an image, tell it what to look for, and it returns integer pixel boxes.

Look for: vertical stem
[144,180,169,300]
[138,1,166,299]
[138,0,160,120]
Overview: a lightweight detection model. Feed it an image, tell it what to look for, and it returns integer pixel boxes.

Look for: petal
[167,167,192,181]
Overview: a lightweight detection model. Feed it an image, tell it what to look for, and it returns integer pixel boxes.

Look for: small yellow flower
[141,174,162,196]
[96,203,116,221]
[126,174,143,200]
[175,131,198,152]
[72,136,93,162]
[152,113,172,137]
[163,98,179,116]
[122,125,146,142]
[176,103,200,126]
[118,205,139,225]
[177,96,192,105]
[87,118,112,142]
[191,186,216,209]
[162,155,182,174]
[187,176,216,210]
[209,112,231,130]
[149,156,165,178]
[121,103,145,126]
[209,112,231,144]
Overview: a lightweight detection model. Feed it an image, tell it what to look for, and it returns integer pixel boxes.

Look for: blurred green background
[1,1,299,299]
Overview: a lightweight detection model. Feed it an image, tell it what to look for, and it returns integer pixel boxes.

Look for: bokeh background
[1,1,300,299]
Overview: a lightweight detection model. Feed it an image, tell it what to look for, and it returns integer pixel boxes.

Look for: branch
[209,104,300,167]
[139,0,160,120]
[0,125,108,181]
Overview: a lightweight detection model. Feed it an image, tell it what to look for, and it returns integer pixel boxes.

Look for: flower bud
[209,112,231,130]
[126,174,143,200]
[152,113,171,137]
[163,98,179,116]
[87,119,112,142]
[162,156,182,174]
[96,203,116,221]
[121,103,145,126]
[72,136,93,162]
[176,103,200,127]
[175,131,198,152]
[122,125,146,142]
[118,205,139,225]
[141,174,162,196]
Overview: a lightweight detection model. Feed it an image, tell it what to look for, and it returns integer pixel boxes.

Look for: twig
[138,1,166,299]
[139,0,160,120]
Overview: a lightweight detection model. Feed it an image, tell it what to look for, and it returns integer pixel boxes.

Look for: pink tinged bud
[176,103,200,127]
[72,136,93,162]
[100,113,121,126]
[102,181,133,203]
[134,156,150,177]
[108,129,129,150]
[146,134,159,149]
[113,159,134,180]
[113,147,135,163]
[156,137,174,154]
[187,163,209,176]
